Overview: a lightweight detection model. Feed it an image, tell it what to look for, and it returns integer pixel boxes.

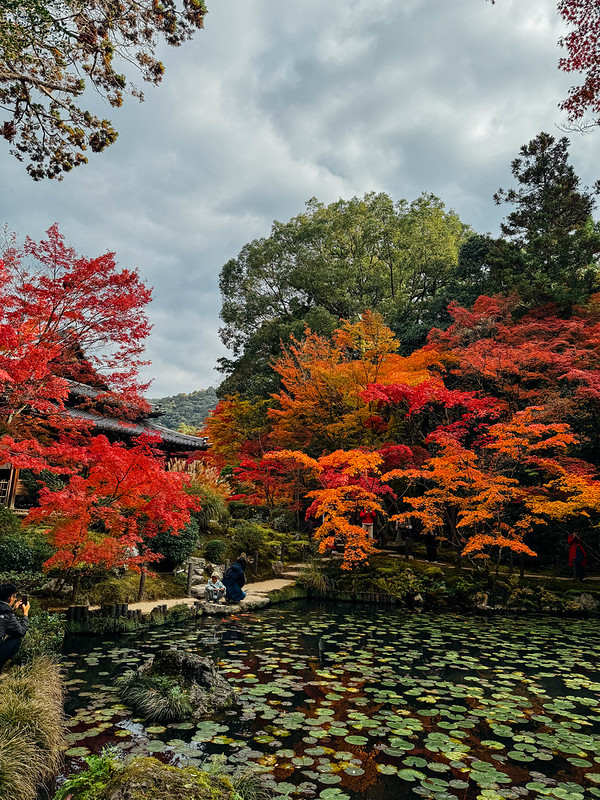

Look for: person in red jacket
[568,534,587,581]
[359,510,376,540]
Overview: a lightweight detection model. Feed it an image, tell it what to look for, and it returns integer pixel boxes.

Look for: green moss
[267,584,307,604]
[82,572,187,605]
[56,756,236,800]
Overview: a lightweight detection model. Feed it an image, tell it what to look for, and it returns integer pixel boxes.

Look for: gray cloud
[1,0,598,396]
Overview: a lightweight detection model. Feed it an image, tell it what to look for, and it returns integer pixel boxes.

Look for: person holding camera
[0,583,30,673]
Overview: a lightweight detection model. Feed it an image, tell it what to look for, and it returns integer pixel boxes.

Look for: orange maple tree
[384,407,594,563]
[263,448,390,568]
[269,311,440,453]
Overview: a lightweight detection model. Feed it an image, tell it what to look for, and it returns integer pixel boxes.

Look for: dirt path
[94,566,304,614]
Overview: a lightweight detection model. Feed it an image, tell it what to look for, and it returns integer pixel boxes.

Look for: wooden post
[187,561,193,596]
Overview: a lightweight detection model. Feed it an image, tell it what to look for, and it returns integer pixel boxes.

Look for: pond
[62,601,600,800]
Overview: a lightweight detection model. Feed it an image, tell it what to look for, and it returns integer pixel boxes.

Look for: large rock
[189,582,207,599]
[134,649,236,718]
[567,593,600,613]
[186,556,207,580]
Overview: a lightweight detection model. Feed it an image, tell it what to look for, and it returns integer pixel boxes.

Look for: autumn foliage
[27,436,197,574]
[0,226,198,584]
[207,306,600,570]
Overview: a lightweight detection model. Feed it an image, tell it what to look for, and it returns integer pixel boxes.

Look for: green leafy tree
[149,518,200,568]
[218,192,471,397]
[0,0,206,179]
[489,132,600,307]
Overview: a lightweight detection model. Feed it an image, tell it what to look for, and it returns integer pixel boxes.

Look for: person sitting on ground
[223,554,247,603]
[204,572,226,603]
[0,583,30,673]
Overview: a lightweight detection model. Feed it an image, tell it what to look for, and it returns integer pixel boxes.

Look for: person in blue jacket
[223,554,247,602]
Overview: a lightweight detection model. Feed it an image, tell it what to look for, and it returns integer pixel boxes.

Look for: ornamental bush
[0,534,52,573]
[150,518,200,568]
[204,538,228,564]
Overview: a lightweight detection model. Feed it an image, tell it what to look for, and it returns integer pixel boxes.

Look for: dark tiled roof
[65,380,105,398]
[65,408,208,449]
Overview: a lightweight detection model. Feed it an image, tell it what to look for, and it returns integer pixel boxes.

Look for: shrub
[0,571,50,594]
[0,657,65,800]
[230,522,272,559]
[298,560,329,593]
[191,485,230,531]
[53,749,119,800]
[0,505,22,536]
[0,536,37,572]
[14,611,64,664]
[117,673,193,722]
[150,518,200,568]
[204,538,228,564]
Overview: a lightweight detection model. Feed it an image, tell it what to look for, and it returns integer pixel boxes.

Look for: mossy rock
[267,584,308,603]
[90,757,234,800]
[118,650,236,722]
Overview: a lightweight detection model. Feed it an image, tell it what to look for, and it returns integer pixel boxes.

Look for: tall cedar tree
[489,132,600,307]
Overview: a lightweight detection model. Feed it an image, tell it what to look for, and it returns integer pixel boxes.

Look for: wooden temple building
[0,380,208,511]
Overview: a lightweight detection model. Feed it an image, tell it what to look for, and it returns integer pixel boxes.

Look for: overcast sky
[1,0,599,396]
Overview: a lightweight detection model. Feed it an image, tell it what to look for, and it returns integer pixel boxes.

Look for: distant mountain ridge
[148,387,218,431]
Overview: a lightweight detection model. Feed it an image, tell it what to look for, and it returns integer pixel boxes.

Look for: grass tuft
[117,672,193,722]
[0,657,65,800]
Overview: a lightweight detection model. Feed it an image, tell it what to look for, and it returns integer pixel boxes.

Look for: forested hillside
[149,387,218,430]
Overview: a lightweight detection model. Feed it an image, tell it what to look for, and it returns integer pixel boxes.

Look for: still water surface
[62,601,600,800]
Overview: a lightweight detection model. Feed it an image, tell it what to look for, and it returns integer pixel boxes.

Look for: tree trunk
[71,572,80,603]
[137,569,146,603]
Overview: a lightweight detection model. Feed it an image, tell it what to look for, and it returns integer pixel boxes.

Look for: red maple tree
[27,436,198,598]
[0,224,152,450]
[0,226,200,593]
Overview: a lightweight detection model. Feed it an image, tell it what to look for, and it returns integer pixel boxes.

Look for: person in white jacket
[204,573,225,603]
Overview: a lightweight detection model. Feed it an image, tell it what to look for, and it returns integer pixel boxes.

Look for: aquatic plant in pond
[61,603,600,800]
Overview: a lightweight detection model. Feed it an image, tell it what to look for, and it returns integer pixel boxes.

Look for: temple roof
[64,381,209,451]
[65,407,208,449]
